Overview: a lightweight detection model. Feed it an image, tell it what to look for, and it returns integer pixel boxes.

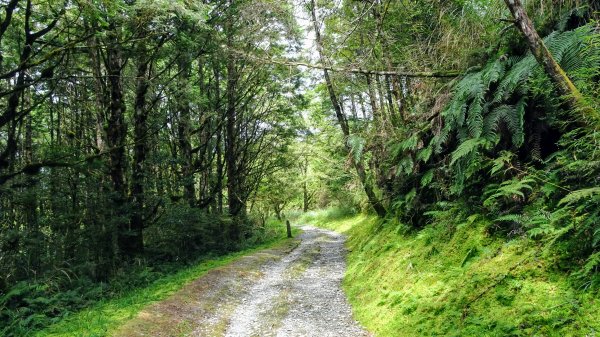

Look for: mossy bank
[302,209,600,337]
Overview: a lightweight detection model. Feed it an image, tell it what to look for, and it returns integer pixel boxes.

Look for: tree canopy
[1,0,600,335]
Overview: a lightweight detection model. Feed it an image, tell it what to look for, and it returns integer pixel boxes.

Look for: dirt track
[114,226,369,337]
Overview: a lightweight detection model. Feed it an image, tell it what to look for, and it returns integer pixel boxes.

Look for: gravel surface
[114,226,369,337]
[225,226,370,337]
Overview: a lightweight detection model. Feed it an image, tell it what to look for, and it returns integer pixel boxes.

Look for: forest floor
[113,226,370,337]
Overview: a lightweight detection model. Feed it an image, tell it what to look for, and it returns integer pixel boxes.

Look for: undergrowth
[1,219,292,337]
[304,208,600,337]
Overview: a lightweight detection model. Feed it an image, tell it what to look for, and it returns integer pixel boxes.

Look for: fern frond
[421,169,434,187]
[347,135,365,162]
[482,59,506,88]
[467,92,485,138]
[417,146,433,163]
[559,187,600,205]
[508,98,526,147]
[400,134,420,152]
[450,138,487,166]
[483,105,514,140]
[493,55,536,104]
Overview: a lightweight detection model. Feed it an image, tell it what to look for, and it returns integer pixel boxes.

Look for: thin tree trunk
[376,74,387,125]
[213,62,224,214]
[372,0,401,125]
[177,53,196,207]
[24,102,40,272]
[301,157,309,212]
[350,93,358,120]
[129,47,150,256]
[310,0,387,217]
[225,0,244,240]
[384,75,397,125]
[366,74,380,125]
[358,92,368,119]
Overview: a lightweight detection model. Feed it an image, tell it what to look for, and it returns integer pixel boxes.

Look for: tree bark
[504,0,599,124]
[213,62,224,214]
[105,28,130,259]
[366,74,380,126]
[177,53,196,207]
[376,74,388,126]
[310,0,387,218]
[225,0,244,240]
[129,46,150,256]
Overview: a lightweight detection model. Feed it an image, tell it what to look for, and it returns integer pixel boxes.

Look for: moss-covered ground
[301,209,600,337]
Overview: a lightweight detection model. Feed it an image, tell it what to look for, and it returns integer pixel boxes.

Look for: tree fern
[483,176,536,207]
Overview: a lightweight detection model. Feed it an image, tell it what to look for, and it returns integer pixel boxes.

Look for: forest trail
[114,226,370,337]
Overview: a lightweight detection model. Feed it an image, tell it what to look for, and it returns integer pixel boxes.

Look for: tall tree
[309,0,387,217]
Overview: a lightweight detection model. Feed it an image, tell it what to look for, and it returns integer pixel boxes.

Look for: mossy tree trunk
[504,0,599,125]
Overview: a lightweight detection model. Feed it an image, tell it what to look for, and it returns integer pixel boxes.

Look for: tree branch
[229,49,467,78]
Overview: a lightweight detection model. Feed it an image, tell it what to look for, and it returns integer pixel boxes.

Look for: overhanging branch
[229,49,466,78]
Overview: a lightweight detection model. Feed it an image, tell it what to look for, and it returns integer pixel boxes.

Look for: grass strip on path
[35,237,298,337]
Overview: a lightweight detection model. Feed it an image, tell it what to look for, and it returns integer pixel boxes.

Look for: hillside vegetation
[1,0,600,335]
[304,208,600,336]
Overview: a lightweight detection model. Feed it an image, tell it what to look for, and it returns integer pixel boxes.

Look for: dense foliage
[297,0,600,332]
[0,0,304,334]
[1,0,600,335]
[302,0,600,276]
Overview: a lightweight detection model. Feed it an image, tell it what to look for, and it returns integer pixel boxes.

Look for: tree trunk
[225,0,244,240]
[129,47,150,257]
[384,75,398,125]
[504,0,599,124]
[310,0,387,218]
[303,181,309,212]
[371,0,402,125]
[350,93,358,120]
[177,53,196,207]
[105,29,130,260]
[366,74,380,126]
[214,62,224,214]
[24,105,40,272]
[376,74,387,125]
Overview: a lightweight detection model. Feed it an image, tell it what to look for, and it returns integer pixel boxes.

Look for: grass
[34,228,297,337]
[301,208,600,337]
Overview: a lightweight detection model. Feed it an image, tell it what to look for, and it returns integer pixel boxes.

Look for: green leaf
[559,187,600,205]
[450,138,487,166]
[347,135,366,162]
[421,169,434,187]
[417,146,433,163]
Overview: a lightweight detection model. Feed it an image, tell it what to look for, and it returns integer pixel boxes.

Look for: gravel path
[114,226,369,337]
[225,226,369,337]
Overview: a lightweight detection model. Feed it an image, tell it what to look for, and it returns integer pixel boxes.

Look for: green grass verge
[34,234,295,337]
[302,208,600,337]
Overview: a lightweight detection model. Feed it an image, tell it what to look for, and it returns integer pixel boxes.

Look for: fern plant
[431,24,600,194]
[483,176,536,208]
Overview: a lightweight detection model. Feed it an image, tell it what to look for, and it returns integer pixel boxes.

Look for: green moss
[308,210,600,337]
[34,238,297,337]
